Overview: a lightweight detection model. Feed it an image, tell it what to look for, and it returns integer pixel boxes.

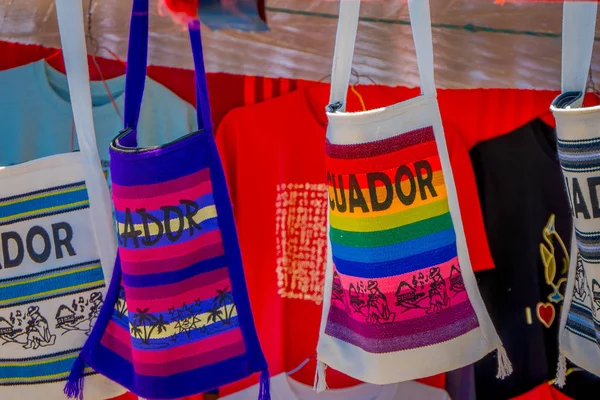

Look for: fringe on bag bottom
[496,346,513,379]
[259,368,271,400]
[555,351,567,388]
[313,360,328,393]
[64,355,86,400]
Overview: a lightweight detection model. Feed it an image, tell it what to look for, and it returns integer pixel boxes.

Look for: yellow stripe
[0,186,86,207]
[330,198,450,232]
[0,367,93,383]
[330,171,447,218]
[0,200,90,222]
[0,354,77,368]
[130,305,238,340]
[0,280,105,306]
[117,205,217,237]
[0,264,101,290]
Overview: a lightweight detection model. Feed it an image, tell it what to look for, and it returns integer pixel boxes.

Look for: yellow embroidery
[539,214,569,305]
[536,302,555,328]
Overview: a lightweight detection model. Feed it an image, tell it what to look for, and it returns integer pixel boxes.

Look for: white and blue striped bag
[552,0,600,385]
[0,2,125,399]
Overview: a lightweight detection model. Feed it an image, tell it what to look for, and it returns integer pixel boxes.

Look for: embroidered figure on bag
[23,306,56,349]
[574,257,589,302]
[365,281,395,325]
[449,265,465,294]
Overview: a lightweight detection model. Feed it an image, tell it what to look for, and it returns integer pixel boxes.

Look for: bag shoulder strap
[329,0,435,110]
[55,0,117,273]
[125,0,212,147]
[561,1,598,95]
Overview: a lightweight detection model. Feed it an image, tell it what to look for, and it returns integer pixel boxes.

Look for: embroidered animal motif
[539,214,569,304]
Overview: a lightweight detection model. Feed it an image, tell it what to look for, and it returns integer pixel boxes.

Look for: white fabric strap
[561,0,597,94]
[329,0,436,109]
[55,0,117,274]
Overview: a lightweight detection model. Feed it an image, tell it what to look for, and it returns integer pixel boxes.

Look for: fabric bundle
[0,2,124,399]
[316,0,509,387]
[552,0,600,385]
[65,1,269,399]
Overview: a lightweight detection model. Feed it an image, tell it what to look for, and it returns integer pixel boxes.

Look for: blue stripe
[122,254,228,287]
[331,228,456,263]
[0,266,104,302]
[0,354,77,379]
[0,188,88,218]
[333,243,457,279]
[119,218,219,250]
[129,316,240,351]
[114,193,216,224]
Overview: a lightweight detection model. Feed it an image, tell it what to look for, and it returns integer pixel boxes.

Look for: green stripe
[330,212,453,248]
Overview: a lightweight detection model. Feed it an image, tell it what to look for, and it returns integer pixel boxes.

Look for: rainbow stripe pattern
[324,126,480,353]
[77,131,267,399]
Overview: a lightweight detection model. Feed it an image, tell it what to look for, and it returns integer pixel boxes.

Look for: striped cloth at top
[324,126,480,353]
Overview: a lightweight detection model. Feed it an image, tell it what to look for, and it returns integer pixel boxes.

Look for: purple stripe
[124,267,230,300]
[124,242,225,275]
[111,168,210,199]
[325,301,479,353]
[326,126,434,159]
[131,339,246,376]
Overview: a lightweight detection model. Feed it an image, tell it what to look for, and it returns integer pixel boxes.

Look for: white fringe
[555,352,567,388]
[313,360,328,393]
[496,346,513,379]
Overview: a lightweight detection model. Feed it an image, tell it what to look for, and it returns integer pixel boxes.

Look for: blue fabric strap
[124,0,211,145]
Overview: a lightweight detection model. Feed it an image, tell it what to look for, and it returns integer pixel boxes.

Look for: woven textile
[316,0,506,386]
[551,0,600,384]
[325,126,479,353]
[66,1,268,398]
[0,2,123,399]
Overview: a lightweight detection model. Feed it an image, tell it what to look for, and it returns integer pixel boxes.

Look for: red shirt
[215,84,497,395]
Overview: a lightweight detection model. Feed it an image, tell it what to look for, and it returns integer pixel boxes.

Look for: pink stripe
[112,168,210,199]
[101,321,133,361]
[123,242,224,275]
[124,267,230,300]
[331,257,470,323]
[132,339,246,376]
[113,180,213,211]
[131,328,244,364]
[119,229,222,263]
[334,257,459,293]
[126,277,232,313]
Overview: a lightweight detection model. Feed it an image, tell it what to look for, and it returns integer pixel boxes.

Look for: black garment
[470,119,600,399]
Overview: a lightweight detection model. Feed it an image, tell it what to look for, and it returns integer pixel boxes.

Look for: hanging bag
[551,0,600,385]
[315,0,509,387]
[66,1,269,399]
[0,1,125,399]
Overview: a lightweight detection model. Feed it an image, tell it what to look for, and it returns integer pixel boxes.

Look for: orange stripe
[326,140,438,174]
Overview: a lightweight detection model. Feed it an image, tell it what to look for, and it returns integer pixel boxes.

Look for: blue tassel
[64,355,85,400]
[258,369,270,400]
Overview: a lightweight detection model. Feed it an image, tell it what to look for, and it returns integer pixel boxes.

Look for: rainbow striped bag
[315,0,509,387]
[0,2,125,400]
[65,1,269,399]
[552,1,600,385]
